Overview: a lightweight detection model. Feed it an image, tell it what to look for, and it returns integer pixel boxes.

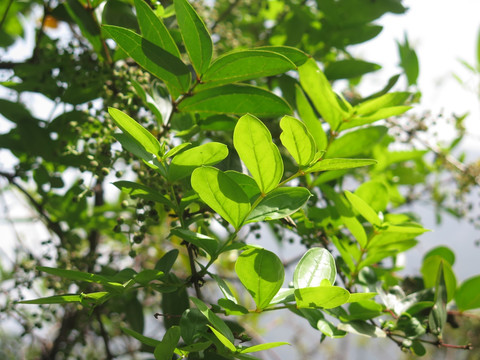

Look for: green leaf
[269,288,295,306]
[324,60,381,80]
[218,299,249,315]
[174,0,212,75]
[254,46,309,66]
[298,58,347,129]
[397,34,419,86]
[190,297,235,343]
[179,84,292,117]
[295,85,328,152]
[421,255,456,302]
[121,327,161,347]
[317,318,347,338]
[207,325,236,352]
[199,50,296,89]
[424,246,455,266]
[113,181,173,207]
[337,321,386,338]
[411,341,427,356]
[134,269,164,286]
[340,106,412,131]
[346,293,377,303]
[170,228,218,257]
[246,187,311,223]
[37,266,124,292]
[355,180,389,213]
[455,275,480,311]
[396,315,426,339]
[224,171,261,203]
[155,249,179,273]
[295,286,350,309]
[279,115,316,166]
[18,292,109,305]
[113,133,164,172]
[304,158,377,173]
[235,247,285,310]
[234,114,283,194]
[345,191,382,226]
[211,274,237,304]
[345,300,383,321]
[326,126,387,158]
[293,248,337,289]
[355,92,410,115]
[180,308,208,344]
[165,143,192,158]
[134,0,181,58]
[102,26,190,98]
[239,342,290,353]
[102,0,139,32]
[191,167,251,230]
[169,142,228,181]
[154,326,181,360]
[429,263,448,335]
[108,108,162,156]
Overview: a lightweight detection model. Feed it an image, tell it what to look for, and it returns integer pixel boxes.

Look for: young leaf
[339,106,412,131]
[102,26,190,97]
[113,181,173,207]
[246,187,311,223]
[304,158,377,173]
[298,58,346,129]
[170,228,218,257]
[346,293,377,303]
[355,92,410,116]
[191,166,250,230]
[190,297,235,343]
[293,248,337,289]
[345,191,382,226]
[429,263,448,335]
[169,142,228,181]
[199,50,296,89]
[108,108,162,156]
[207,325,236,352]
[234,114,284,194]
[174,0,213,75]
[235,247,285,310]
[294,286,350,309]
[279,115,316,167]
[239,342,290,354]
[154,326,181,360]
[455,275,480,311]
[295,85,328,152]
[179,84,292,117]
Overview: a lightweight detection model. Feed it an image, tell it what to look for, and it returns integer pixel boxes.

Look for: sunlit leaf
[280,115,316,166]
[293,248,337,288]
[295,286,350,309]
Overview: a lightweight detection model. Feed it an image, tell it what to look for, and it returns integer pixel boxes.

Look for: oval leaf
[191,166,250,230]
[455,275,480,311]
[293,248,337,289]
[179,84,292,117]
[174,0,212,75]
[234,114,284,194]
[294,286,350,309]
[246,187,311,223]
[169,142,228,181]
[280,115,316,167]
[235,247,285,310]
[200,50,296,89]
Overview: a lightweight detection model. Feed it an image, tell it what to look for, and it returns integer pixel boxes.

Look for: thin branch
[211,0,241,32]
[96,310,114,360]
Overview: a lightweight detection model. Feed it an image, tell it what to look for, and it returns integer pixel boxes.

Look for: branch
[211,0,241,32]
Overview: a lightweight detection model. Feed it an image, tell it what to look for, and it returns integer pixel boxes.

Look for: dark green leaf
[190,297,235,343]
[162,287,189,328]
[324,60,381,80]
[155,249,179,273]
[154,326,181,360]
[170,228,218,257]
[455,275,480,311]
[121,327,161,347]
[18,292,109,305]
[429,263,448,335]
[424,246,455,266]
[113,181,173,207]
[421,255,456,302]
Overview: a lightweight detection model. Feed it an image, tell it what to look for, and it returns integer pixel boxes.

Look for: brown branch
[448,310,480,320]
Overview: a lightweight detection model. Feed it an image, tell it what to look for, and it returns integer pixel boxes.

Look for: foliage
[0,0,479,359]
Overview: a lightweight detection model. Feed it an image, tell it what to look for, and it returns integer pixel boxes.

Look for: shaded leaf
[190,297,235,343]
[324,59,381,80]
[113,181,173,207]
[170,228,218,257]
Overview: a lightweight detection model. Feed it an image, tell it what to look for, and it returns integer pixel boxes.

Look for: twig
[96,310,114,360]
[448,310,480,320]
[211,0,241,32]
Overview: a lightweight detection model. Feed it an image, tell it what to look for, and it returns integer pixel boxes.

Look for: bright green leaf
[246,187,311,223]
[169,142,228,181]
[224,171,261,203]
[293,248,337,289]
[294,286,350,309]
[234,114,283,194]
[304,158,377,173]
[337,321,386,338]
[235,247,285,310]
[327,126,387,158]
[199,50,296,89]
[207,325,236,352]
[279,115,316,166]
[180,84,292,117]
[239,342,290,353]
[346,293,377,303]
[18,292,109,305]
[345,190,382,226]
[174,0,212,75]
[429,263,448,335]
[191,167,250,230]
[421,255,456,302]
[455,275,480,311]
[254,46,309,66]
[424,246,455,266]
[298,58,346,129]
